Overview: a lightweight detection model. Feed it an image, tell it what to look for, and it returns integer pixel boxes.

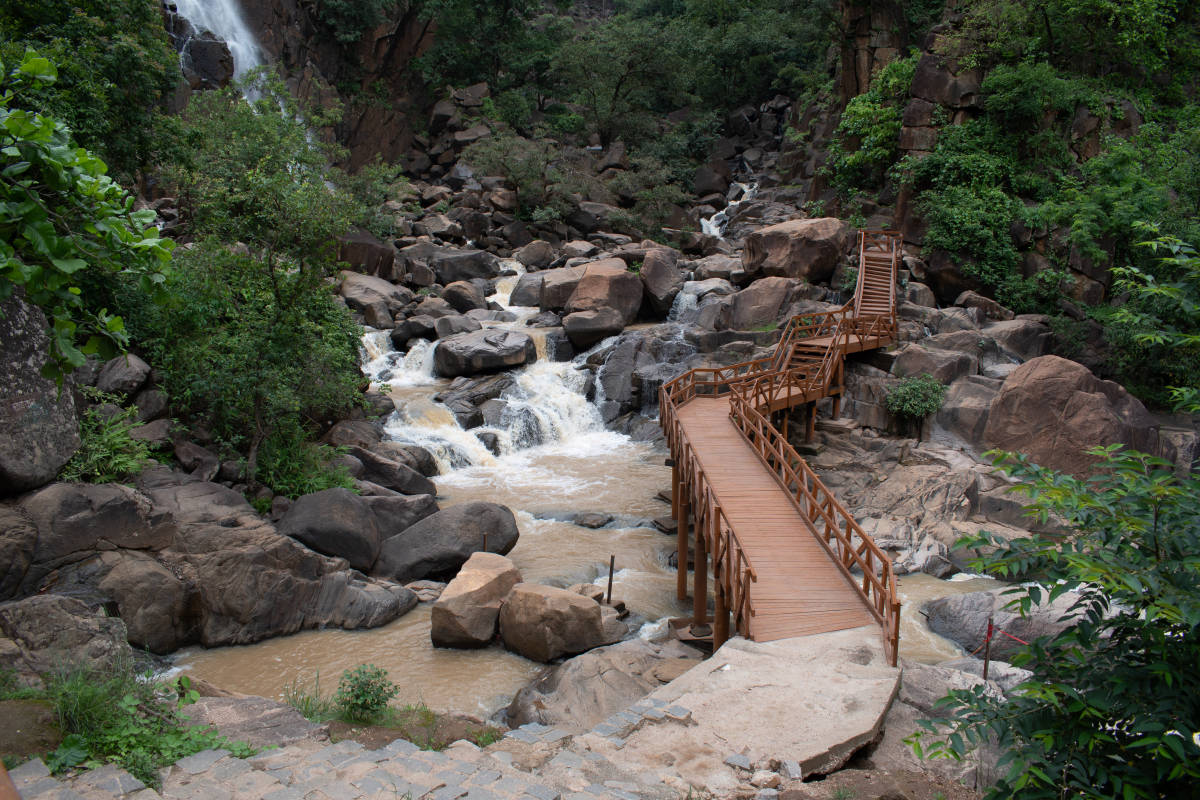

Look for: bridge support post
[692,511,709,628]
[713,581,729,649]
[806,402,817,442]
[676,483,689,604]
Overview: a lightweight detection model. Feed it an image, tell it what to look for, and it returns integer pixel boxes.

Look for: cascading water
[173,0,266,80]
[700,182,759,239]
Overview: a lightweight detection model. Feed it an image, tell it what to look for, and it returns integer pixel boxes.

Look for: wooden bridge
[659,231,903,664]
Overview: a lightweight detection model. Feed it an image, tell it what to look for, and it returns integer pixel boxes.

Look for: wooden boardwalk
[676,396,876,640]
[660,231,903,664]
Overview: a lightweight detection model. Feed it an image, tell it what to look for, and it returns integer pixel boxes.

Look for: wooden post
[805,401,817,442]
[713,579,729,648]
[677,485,690,603]
[693,506,709,628]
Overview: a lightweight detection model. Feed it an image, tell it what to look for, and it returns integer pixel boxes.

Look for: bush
[334,664,399,724]
[59,393,153,483]
[886,373,947,420]
[825,55,916,199]
[0,662,254,788]
[910,446,1200,799]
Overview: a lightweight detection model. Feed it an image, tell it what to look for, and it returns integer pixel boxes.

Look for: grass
[0,662,254,788]
[282,670,504,751]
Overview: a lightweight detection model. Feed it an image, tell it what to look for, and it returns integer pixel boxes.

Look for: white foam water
[700,182,759,239]
[173,0,266,80]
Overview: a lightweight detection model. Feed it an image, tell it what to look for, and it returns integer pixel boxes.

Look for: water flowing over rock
[0,294,80,495]
[171,0,266,81]
[430,552,522,648]
[433,330,537,378]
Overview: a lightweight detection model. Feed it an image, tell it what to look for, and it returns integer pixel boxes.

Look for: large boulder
[509,274,544,307]
[96,353,152,397]
[374,501,519,583]
[639,249,685,316]
[515,240,555,269]
[565,259,643,324]
[181,33,234,90]
[506,638,702,731]
[347,446,437,496]
[498,583,607,663]
[0,294,80,494]
[442,281,488,313]
[338,228,396,279]
[539,265,588,311]
[361,494,439,540]
[741,218,850,283]
[433,330,537,378]
[277,488,381,572]
[339,271,413,319]
[983,318,1052,362]
[563,308,625,350]
[0,594,132,686]
[924,588,1082,660]
[430,552,522,648]
[397,243,500,285]
[726,276,800,330]
[891,344,977,383]
[983,355,1159,476]
[934,380,998,447]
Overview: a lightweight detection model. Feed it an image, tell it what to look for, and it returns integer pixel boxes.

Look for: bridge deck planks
[675,395,875,642]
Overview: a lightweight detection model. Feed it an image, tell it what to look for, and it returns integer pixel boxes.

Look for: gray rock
[563,308,625,350]
[347,446,437,496]
[923,588,1083,660]
[498,583,607,663]
[0,594,132,686]
[184,696,330,749]
[0,294,80,494]
[431,552,522,648]
[362,494,439,540]
[277,488,381,572]
[374,501,519,583]
[433,330,537,378]
[97,353,152,397]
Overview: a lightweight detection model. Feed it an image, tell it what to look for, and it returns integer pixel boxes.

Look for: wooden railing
[658,230,903,664]
[660,387,759,639]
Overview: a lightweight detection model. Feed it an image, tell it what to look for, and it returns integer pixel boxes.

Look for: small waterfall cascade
[172,0,266,81]
[700,182,759,239]
[358,266,615,475]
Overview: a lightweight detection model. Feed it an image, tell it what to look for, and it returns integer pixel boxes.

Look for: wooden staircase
[659,230,903,664]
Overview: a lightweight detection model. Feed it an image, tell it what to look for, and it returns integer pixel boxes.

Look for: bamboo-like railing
[658,230,903,664]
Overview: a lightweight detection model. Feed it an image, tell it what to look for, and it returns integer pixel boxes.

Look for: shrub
[886,373,947,421]
[825,55,917,199]
[334,664,399,724]
[0,661,254,788]
[910,446,1200,799]
[59,393,153,483]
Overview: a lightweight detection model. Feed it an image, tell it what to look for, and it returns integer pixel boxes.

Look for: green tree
[0,51,172,383]
[0,0,179,178]
[134,75,367,488]
[910,446,1200,799]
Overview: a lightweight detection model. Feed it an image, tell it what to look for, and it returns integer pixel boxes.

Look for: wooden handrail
[658,230,903,665]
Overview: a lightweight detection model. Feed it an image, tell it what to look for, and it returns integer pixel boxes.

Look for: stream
[174,262,999,717]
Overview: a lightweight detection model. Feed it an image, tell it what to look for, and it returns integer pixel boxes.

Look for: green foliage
[826,55,917,199]
[0,0,179,177]
[282,672,337,721]
[885,373,947,420]
[256,425,357,500]
[462,130,568,215]
[334,664,400,724]
[910,446,1200,799]
[0,661,256,788]
[315,0,400,44]
[1107,230,1200,411]
[59,391,153,483]
[839,266,859,293]
[0,51,172,384]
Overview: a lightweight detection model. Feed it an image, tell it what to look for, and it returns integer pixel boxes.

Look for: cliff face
[241,0,434,169]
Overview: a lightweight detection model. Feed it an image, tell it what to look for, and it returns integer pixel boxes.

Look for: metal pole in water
[606,555,615,605]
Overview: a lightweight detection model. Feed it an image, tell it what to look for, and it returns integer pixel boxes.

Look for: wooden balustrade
[658,230,903,664]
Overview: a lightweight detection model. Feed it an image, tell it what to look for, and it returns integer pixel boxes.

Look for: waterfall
[173,0,266,80]
[700,182,759,239]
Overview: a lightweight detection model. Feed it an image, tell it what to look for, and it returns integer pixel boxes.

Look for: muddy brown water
[174,269,995,716]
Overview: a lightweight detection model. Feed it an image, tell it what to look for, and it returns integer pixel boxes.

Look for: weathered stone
[184,696,329,749]
[515,240,555,270]
[539,265,588,311]
[339,271,414,315]
[277,488,381,572]
[375,501,519,583]
[433,313,483,339]
[563,309,625,350]
[430,552,522,648]
[955,290,1014,321]
[97,353,152,397]
[924,588,1083,659]
[983,318,1052,362]
[983,355,1159,476]
[727,277,800,330]
[891,344,977,383]
[442,281,488,313]
[741,218,850,283]
[338,228,396,279]
[0,296,80,493]
[174,440,219,481]
[498,583,607,663]
[362,494,439,540]
[934,380,998,447]
[433,330,537,378]
[509,274,544,307]
[0,595,131,685]
[565,259,643,325]
[506,638,701,731]
[639,249,685,316]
